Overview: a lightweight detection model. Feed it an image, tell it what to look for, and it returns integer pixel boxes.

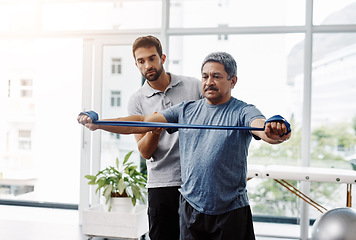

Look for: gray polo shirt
[127,73,203,188]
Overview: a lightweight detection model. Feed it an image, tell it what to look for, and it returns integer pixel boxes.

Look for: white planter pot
[83,204,148,239]
[110,197,136,213]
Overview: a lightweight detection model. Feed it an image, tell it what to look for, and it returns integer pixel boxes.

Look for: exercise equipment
[79,111,291,134]
[311,207,356,240]
[95,120,265,131]
[248,165,356,211]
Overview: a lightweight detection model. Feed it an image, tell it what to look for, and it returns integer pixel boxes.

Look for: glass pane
[0,3,39,32]
[0,39,82,204]
[313,0,356,25]
[308,182,355,221]
[43,0,162,31]
[170,0,305,28]
[311,33,356,170]
[100,45,142,170]
[309,33,356,220]
[248,178,301,219]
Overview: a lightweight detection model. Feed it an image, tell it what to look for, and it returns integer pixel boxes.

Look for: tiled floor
[0,205,307,240]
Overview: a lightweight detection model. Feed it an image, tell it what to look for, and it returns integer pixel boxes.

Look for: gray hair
[201,52,237,79]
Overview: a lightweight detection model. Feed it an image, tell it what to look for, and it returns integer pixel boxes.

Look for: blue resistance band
[94,120,265,131]
[79,111,291,135]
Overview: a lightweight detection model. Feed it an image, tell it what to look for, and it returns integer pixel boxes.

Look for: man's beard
[144,66,163,82]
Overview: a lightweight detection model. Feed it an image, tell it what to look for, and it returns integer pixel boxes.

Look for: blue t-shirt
[162,97,265,215]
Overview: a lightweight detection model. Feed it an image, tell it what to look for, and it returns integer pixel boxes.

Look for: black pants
[148,187,180,240]
[179,196,256,240]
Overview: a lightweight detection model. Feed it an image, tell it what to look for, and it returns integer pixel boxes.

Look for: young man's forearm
[135,133,160,159]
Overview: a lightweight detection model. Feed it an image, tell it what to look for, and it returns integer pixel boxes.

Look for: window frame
[1,1,356,239]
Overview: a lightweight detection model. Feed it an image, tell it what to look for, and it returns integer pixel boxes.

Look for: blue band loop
[265,115,291,137]
[79,110,99,123]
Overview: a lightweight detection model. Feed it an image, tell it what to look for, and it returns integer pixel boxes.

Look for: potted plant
[85,151,147,212]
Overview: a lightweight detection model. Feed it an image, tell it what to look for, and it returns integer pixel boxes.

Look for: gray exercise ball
[311,207,356,240]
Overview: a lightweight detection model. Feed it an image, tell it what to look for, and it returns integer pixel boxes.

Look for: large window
[311,33,356,169]
[169,0,305,27]
[42,1,162,31]
[0,39,82,205]
[313,0,356,25]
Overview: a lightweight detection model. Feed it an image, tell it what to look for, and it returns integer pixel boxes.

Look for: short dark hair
[132,35,163,59]
[201,52,237,79]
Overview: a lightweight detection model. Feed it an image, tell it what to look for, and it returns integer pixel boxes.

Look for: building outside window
[110,90,121,107]
[18,130,31,150]
[20,79,33,98]
[111,58,122,74]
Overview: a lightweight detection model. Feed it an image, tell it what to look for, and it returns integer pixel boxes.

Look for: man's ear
[161,54,167,64]
[231,76,238,88]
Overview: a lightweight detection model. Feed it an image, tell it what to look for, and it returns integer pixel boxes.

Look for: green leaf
[115,157,119,168]
[125,186,133,197]
[97,177,106,188]
[132,185,141,199]
[87,180,96,185]
[103,184,113,198]
[85,175,96,180]
[123,151,133,164]
[118,178,125,195]
[131,197,137,206]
